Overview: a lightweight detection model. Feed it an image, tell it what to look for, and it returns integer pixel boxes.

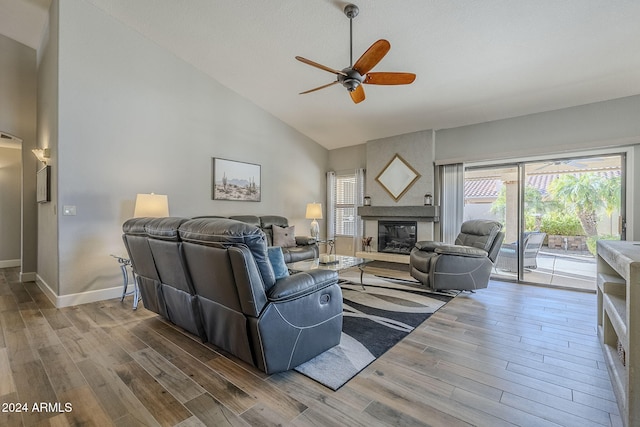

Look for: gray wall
[36,0,60,294]
[0,33,38,278]
[35,0,329,305]
[328,99,640,242]
[328,144,366,172]
[366,130,435,207]
[435,95,640,165]
[435,95,640,240]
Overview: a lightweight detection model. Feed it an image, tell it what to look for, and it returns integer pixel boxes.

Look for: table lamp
[133,193,169,217]
[305,202,322,241]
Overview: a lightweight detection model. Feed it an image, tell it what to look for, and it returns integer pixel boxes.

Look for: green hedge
[587,235,619,255]
[539,213,584,236]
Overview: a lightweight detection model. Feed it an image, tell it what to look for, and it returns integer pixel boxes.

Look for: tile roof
[465,168,621,199]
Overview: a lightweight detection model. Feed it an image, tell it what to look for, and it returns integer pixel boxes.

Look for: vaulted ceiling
[2,0,640,149]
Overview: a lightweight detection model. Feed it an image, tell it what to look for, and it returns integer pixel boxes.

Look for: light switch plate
[62,205,76,216]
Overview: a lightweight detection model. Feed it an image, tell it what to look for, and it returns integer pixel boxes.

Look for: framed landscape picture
[212,158,261,201]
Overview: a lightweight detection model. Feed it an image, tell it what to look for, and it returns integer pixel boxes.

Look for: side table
[317,239,335,254]
[111,254,140,310]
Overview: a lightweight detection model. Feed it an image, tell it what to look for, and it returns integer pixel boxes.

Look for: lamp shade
[133,193,169,217]
[305,202,323,220]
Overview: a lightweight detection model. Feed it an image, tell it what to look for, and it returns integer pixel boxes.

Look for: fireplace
[378,221,417,254]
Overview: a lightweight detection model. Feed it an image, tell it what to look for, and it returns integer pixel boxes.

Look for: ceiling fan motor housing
[338,68,364,92]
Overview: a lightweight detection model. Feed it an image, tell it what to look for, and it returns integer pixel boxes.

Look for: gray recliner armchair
[409,220,504,291]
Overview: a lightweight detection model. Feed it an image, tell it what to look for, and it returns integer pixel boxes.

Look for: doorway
[464,153,624,291]
[0,132,23,269]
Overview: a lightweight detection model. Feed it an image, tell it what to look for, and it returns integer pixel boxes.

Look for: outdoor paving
[494,247,597,291]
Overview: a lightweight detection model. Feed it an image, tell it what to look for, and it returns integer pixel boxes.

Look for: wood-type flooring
[0,267,621,426]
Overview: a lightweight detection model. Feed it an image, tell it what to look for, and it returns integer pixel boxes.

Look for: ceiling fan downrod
[344,4,359,67]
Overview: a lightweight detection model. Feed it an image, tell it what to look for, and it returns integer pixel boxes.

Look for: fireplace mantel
[357,205,439,222]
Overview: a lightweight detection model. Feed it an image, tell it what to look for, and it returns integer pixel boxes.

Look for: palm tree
[547,173,606,237]
[601,176,621,233]
[490,184,547,230]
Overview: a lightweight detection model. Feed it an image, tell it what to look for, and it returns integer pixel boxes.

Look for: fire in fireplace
[378,221,417,254]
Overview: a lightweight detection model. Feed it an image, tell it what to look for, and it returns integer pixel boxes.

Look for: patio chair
[495,232,546,273]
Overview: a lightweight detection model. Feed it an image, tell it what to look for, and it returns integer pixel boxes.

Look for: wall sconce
[32,148,50,165]
[133,193,170,217]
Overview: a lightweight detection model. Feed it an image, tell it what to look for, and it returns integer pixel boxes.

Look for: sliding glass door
[463,154,624,290]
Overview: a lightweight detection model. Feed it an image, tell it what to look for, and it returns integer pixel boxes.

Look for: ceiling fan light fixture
[343,79,360,92]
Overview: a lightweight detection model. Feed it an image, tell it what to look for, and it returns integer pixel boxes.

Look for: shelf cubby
[596,240,640,427]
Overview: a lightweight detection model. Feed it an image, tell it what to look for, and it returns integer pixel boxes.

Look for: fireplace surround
[355,205,438,262]
[378,221,417,254]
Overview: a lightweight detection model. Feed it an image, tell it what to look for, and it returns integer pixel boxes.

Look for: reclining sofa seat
[178,217,343,374]
[122,217,164,315]
[124,216,343,374]
[123,217,206,340]
[410,219,504,291]
[145,217,206,340]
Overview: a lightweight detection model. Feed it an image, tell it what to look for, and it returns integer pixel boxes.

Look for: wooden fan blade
[364,72,416,85]
[295,56,348,76]
[350,85,365,104]
[299,81,339,94]
[352,39,390,75]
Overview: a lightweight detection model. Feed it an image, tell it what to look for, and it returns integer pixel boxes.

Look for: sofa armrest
[414,241,446,252]
[295,236,317,246]
[435,244,488,258]
[267,269,338,302]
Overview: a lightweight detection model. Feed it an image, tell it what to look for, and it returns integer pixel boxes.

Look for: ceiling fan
[295,3,416,104]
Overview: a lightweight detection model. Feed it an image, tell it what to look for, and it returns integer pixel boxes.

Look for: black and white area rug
[294,271,456,390]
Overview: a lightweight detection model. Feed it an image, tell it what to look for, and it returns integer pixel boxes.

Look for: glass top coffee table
[287,255,373,288]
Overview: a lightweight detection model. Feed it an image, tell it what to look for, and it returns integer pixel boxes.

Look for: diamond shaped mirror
[375,154,421,202]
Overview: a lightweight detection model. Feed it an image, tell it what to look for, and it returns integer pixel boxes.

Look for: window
[335,174,356,236]
[463,153,624,290]
[327,169,364,241]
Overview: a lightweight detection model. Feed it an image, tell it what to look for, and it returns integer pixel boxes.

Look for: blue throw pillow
[267,246,290,280]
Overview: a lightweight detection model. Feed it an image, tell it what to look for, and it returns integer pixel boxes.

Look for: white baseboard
[56,286,123,308]
[0,259,21,268]
[34,274,57,306]
[35,275,123,308]
[20,271,37,282]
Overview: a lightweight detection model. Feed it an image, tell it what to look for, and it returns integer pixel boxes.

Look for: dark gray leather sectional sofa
[122,216,342,374]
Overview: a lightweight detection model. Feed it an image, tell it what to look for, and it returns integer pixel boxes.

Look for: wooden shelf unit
[596,240,640,427]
